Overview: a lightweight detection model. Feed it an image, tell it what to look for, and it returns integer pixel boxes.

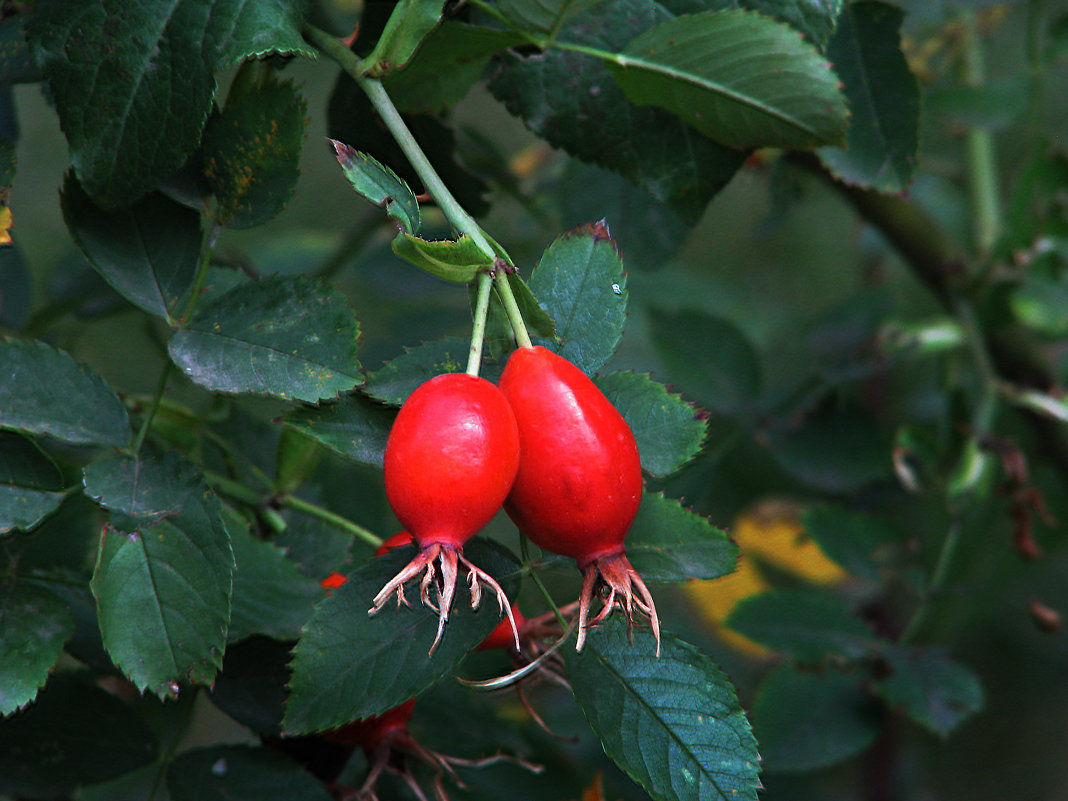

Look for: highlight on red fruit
[371,373,522,654]
[499,345,660,654]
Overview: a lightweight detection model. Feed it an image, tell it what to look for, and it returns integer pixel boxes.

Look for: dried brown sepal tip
[575,552,660,657]
[368,543,520,655]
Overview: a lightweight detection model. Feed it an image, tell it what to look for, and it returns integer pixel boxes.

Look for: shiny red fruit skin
[384,374,520,548]
[499,346,642,565]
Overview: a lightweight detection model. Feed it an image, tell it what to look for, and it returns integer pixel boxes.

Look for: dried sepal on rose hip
[499,345,660,654]
[371,374,522,654]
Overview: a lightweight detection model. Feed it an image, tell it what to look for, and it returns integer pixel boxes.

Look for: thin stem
[204,469,266,506]
[467,271,494,376]
[279,493,383,549]
[132,361,173,455]
[178,217,221,325]
[494,272,533,348]
[956,298,999,436]
[520,534,568,630]
[899,520,963,644]
[960,10,1001,256]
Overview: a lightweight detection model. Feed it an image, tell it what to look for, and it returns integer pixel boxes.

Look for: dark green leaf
[0,338,130,447]
[275,428,324,494]
[1012,275,1068,336]
[363,336,470,405]
[330,139,421,234]
[877,646,984,737]
[817,2,919,193]
[85,451,234,696]
[0,676,157,797]
[364,0,445,77]
[802,505,899,583]
[0,432,65,534]
[284,538,520,733]
[226,509,323,642]
[527,222,627,374]
[647,309,762,416]
[25,0,312,208]
[209,636,292,736]
[0,244,30,330]
[741,0,843,49]
[726,589,878,662]
[168,275,362,402]
[488,0,745,224]
[385,22,523,113]
[597,371,706,477]
[566,618,760,801]
[168,744,334,801]
[392,232,492,283]
[284,393,396,468]
[0,582,74,714]
[0,18,41,84]
[493,272,557,342]
[626,491,737,582]
[752,664,880,773]
[495,0,608,33]
[204,63,307,229]
[609,9,848,150]
[61,173,201,322]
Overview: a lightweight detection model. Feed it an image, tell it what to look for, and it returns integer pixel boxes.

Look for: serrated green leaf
[85,451,234,696]
[392,232,491,283]
[225,510,323,643]
[385,22,523,113]
[0,18,41,85]
[742,0,843,49]
[284,538,520,733]
[752,664,880,773]
[363,337,470,405]
[802,505,899,582]
[204,63,308,229]
[0,582,74,715]
[61,173,200,323]
[608,9,848,150]
[877,646,984,738]
[726,589,878,662]
[0,338,130,447]
[647,309,761,416]
[817,2,919,193]
[626,492,737,582]
[527,222,627,374]
[495,0,608,33]
[489,0,745,224]
[0,432,66,534]
[209,636,292,736]
[168,275,362,402]
[567,618,760,801]
[284,393,396,468]
[169,744,335,801]
[330,139,421,234]
[0,677,158,797]
[485,272,557,346]
[597,371,706,477]
[364,0,445,77]
[25,0,312,208]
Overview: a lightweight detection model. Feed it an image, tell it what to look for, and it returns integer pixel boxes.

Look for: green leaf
[392,232,492,283]
[275,428,323,494]
[727,589,877,662]
[647,309,761,416]
[491,272,557,343]
[0,432,66,534]
[61,173,201,322]
[169,744,335,801]
[0,582,74,715]
[363,336,470,405]
[0,245,31,331]
[0,676,158,797]
[741,0,843,50]
[364,0,445,77]
[489,0,745,224]
[0,338,130,447]
[802,505,899,583]
[284,393,396,468]
[226,510,323,643]
[1012,275,1068,337]
[385,22,523,113]
[527,222,627,374]
[284,538,520,733]
[495,0,608,33]
[85,451,234,696]
[209,636,292,736]
[168,275,362,402]
[608,9,848,150]
[817,2,919,193]
[596,371,706,477]
[876,646,984,738]
[626,492,737,582]
[330,139,421,234]
[0,18,42,85]
[566,617,760,801]
[204,63,308,229]
[752,664,880,773]
[25,0,312,208]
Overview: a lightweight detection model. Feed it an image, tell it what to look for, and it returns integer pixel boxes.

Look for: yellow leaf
[0,205,12,245]
[685,556,773,659]
[733,501,846,585]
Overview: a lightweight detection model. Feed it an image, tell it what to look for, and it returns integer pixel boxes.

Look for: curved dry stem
[458,551,520,651]
[576,552,661,656]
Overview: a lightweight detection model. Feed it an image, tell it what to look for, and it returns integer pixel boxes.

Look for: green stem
[179,217,221,325]
[467,271,494,376]
[279,493,383,549]
[899,520,963,645]
[494,272,533,348]
[956,299,999,436]
[132,361,173,455]
[203,470,266,506]
[520,534,568,629]
[960,10,1001,256]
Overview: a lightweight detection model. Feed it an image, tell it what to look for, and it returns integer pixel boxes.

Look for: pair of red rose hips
[372,345,659,655]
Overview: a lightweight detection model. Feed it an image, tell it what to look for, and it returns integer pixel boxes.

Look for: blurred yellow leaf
[0,206,12,245]
[686,555,773,658]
